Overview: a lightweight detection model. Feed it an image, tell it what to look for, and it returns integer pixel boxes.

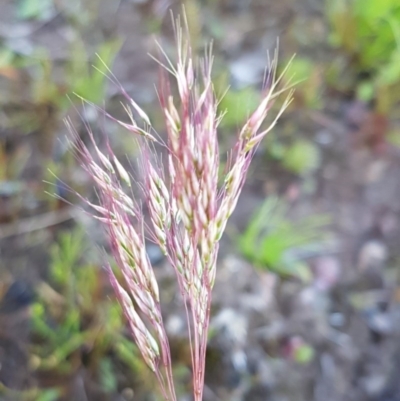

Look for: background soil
[1,0,400,400]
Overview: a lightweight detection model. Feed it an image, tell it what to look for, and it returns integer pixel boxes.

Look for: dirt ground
[1,0,400,400]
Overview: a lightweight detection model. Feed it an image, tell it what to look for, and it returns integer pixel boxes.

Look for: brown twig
[0,207,75,240]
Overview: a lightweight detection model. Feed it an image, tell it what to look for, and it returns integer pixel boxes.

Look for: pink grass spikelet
[69,12,293,401]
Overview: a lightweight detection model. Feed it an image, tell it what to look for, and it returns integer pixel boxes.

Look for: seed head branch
[68,12,293,401]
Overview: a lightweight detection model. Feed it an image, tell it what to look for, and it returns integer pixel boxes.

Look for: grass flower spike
[69,14,293,401]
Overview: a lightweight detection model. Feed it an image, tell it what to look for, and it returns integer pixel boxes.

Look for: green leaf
[237,196,331,279]
[70,38,122,104]
[36,389,60,401]
[99,358,118,392]
[0,48,15,67]
[282,139,321,175]
[294,344,315,364]
[354,0,395,20]
[357,81,375,102]
[219,87,261,128]
[238,196,282,260]
[17,0,53,20]
[377,50,400,86]
[284,57,313,83]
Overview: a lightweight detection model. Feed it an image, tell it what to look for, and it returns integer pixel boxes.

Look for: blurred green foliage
[31,38,122,111]
[16,0,54,20]
[67,38,122,104]
[0,385,60,401]
[267,137,321,176]
[2,2,121,137]
[237,196,330,281]
[29,228,150,396]
[282,57,322,109]
[327,0,400,111]
[218,84,261,129]
[281,139,321,176]
[328,0,400,70]
[293,343,315,364]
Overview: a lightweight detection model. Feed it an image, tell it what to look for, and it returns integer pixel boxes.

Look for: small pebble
[329,312,345,328]
[358,240,388,271]
[121,388,134,400]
